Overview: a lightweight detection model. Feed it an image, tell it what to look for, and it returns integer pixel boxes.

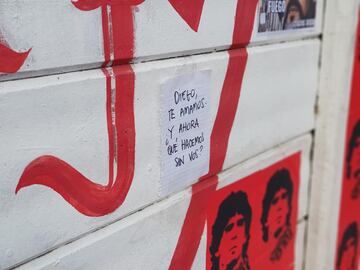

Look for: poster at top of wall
[258,0,317,33]
[334,10,360,270]
[206,152,301,270]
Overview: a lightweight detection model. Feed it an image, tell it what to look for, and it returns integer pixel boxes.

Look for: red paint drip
[169,0,258,268]
[16,1,139,216]
[0,43,30,74]
[169,0,205,32]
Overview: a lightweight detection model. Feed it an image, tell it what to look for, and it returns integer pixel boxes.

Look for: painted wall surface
[15,136,311,270]
[0,0,323,81]
[0,0,327,269]
[0,40,319,269]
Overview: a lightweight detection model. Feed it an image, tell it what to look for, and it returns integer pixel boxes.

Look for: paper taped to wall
[160,70,211,196]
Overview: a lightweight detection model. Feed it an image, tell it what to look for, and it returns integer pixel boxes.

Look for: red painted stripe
[169,0,258,268]
[101,5,111,68]
[111,5,134,64]
[111,63,136,203]
[0,43,30,74]
[16,2,137,216]
[103,68,114,188]
[169,176,218,270]
[231,0,258,49]
[202,49,248,179]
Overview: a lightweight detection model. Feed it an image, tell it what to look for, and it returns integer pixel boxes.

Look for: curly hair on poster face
[261,169,293,242]
[209,191,252,270]
[346,120,360,179]
[336,222,358,270]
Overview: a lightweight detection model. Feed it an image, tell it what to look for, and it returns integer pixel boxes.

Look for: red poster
[207,152,301,270]
[335,10,360,270]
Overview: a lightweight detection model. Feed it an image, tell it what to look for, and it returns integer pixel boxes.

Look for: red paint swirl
[0,43,30,74]
[16,2,138,216]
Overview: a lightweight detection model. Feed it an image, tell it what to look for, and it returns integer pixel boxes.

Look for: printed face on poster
[206,153,301,270]
[258,0,317,32]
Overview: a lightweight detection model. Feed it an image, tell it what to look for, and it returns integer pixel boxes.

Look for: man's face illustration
[268,188,289,238]
[217,213,246,269]
[339,236,356,270]
[350,140,360,181]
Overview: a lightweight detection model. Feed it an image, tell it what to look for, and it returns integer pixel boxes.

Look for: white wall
[0,1,333,269]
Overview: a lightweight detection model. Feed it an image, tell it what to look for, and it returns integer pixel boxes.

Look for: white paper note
[160,70,211,196]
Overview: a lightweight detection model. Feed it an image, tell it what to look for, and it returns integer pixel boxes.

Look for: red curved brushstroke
[16,2,139,216]
[169,0,258,268]
[71,0,144,11]
[16,63,135,216]
[0,43,31,74]
[168,0,205,32]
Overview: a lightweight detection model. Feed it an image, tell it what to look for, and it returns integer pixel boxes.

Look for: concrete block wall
[0,0,358,269]
[14,135,312,270]
[0,40,319,269]
[306,0,360,269]
[0,0,323,81]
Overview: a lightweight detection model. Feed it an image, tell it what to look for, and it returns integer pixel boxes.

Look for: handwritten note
[160,71,211,196]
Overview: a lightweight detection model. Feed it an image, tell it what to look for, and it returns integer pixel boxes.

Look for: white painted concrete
[0,39,319,269]
[0,0,323,81]
[14,135,312,270]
